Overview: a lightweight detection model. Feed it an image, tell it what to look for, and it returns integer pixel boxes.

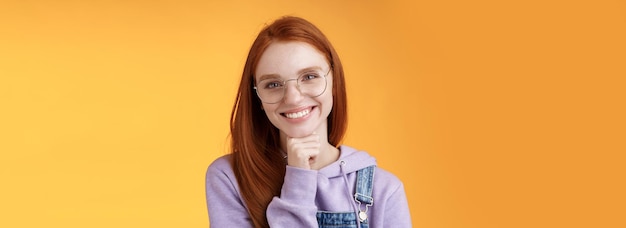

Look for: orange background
[1,0,625,227]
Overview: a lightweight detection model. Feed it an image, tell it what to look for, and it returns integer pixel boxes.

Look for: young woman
[206,16,412,228]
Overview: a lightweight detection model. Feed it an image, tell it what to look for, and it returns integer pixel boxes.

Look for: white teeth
[285,109,311,119]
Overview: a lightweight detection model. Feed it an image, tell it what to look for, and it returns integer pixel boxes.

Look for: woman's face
[254,41,333,138]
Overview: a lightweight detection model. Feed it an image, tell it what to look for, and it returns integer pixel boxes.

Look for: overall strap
[354,165,375,222]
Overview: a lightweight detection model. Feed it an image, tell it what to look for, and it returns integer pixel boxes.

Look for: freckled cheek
[261,104,277,117]
[320,96,334,116]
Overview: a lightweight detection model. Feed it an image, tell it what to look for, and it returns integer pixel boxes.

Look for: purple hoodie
[206,145,412,227]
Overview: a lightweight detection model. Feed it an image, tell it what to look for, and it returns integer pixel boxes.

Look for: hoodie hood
[318,145,377,178]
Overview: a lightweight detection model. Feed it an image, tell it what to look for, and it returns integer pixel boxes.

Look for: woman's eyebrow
[257,73,280,81]
[297,66,324,74]
[257,66,325,81]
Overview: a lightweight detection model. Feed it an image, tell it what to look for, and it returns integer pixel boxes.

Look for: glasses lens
[256,79,284,103]
[298,73,327,98]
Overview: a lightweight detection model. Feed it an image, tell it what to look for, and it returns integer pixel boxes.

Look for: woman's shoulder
[206,154,243,193]
[207,154,234,176]
[373,166,402,185]
[340,144,404,189]
[371,166,406,197]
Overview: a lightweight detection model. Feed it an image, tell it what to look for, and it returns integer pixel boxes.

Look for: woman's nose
[282,80,304,104]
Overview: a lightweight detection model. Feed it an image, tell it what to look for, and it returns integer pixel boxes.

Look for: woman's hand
[286,132,320,169]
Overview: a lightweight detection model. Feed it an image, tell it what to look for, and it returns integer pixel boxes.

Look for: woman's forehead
[255,41,328,79]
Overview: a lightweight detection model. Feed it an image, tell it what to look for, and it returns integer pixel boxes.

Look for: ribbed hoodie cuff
[281,166,318,202]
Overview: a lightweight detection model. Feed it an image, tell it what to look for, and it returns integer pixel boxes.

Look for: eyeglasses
[254,68,331,104]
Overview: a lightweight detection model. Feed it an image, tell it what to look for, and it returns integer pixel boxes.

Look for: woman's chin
[281,129,315,138]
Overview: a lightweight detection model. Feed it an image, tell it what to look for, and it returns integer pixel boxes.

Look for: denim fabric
[354,166,374,205]
[316,211,367,228]
[316,166,375,228]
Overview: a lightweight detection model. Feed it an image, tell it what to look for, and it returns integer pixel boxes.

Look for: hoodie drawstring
[339,160,363,228]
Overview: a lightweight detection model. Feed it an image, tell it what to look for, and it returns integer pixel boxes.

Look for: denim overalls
[316,166,375,228]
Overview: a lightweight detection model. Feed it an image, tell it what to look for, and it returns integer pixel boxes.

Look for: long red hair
[229,16,348,228]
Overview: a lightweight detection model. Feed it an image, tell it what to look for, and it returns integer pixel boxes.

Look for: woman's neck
[310,142,340,170]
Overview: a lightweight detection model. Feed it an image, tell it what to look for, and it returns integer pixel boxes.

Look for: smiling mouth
[282,107,314,119]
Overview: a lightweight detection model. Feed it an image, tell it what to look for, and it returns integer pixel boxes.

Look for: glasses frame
[253,67,332,104]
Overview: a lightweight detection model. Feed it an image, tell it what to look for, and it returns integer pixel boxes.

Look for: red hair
[229,16,348,228]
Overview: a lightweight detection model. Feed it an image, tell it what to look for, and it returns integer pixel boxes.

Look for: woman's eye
[265,81,282,89]
[302,74,319,81]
